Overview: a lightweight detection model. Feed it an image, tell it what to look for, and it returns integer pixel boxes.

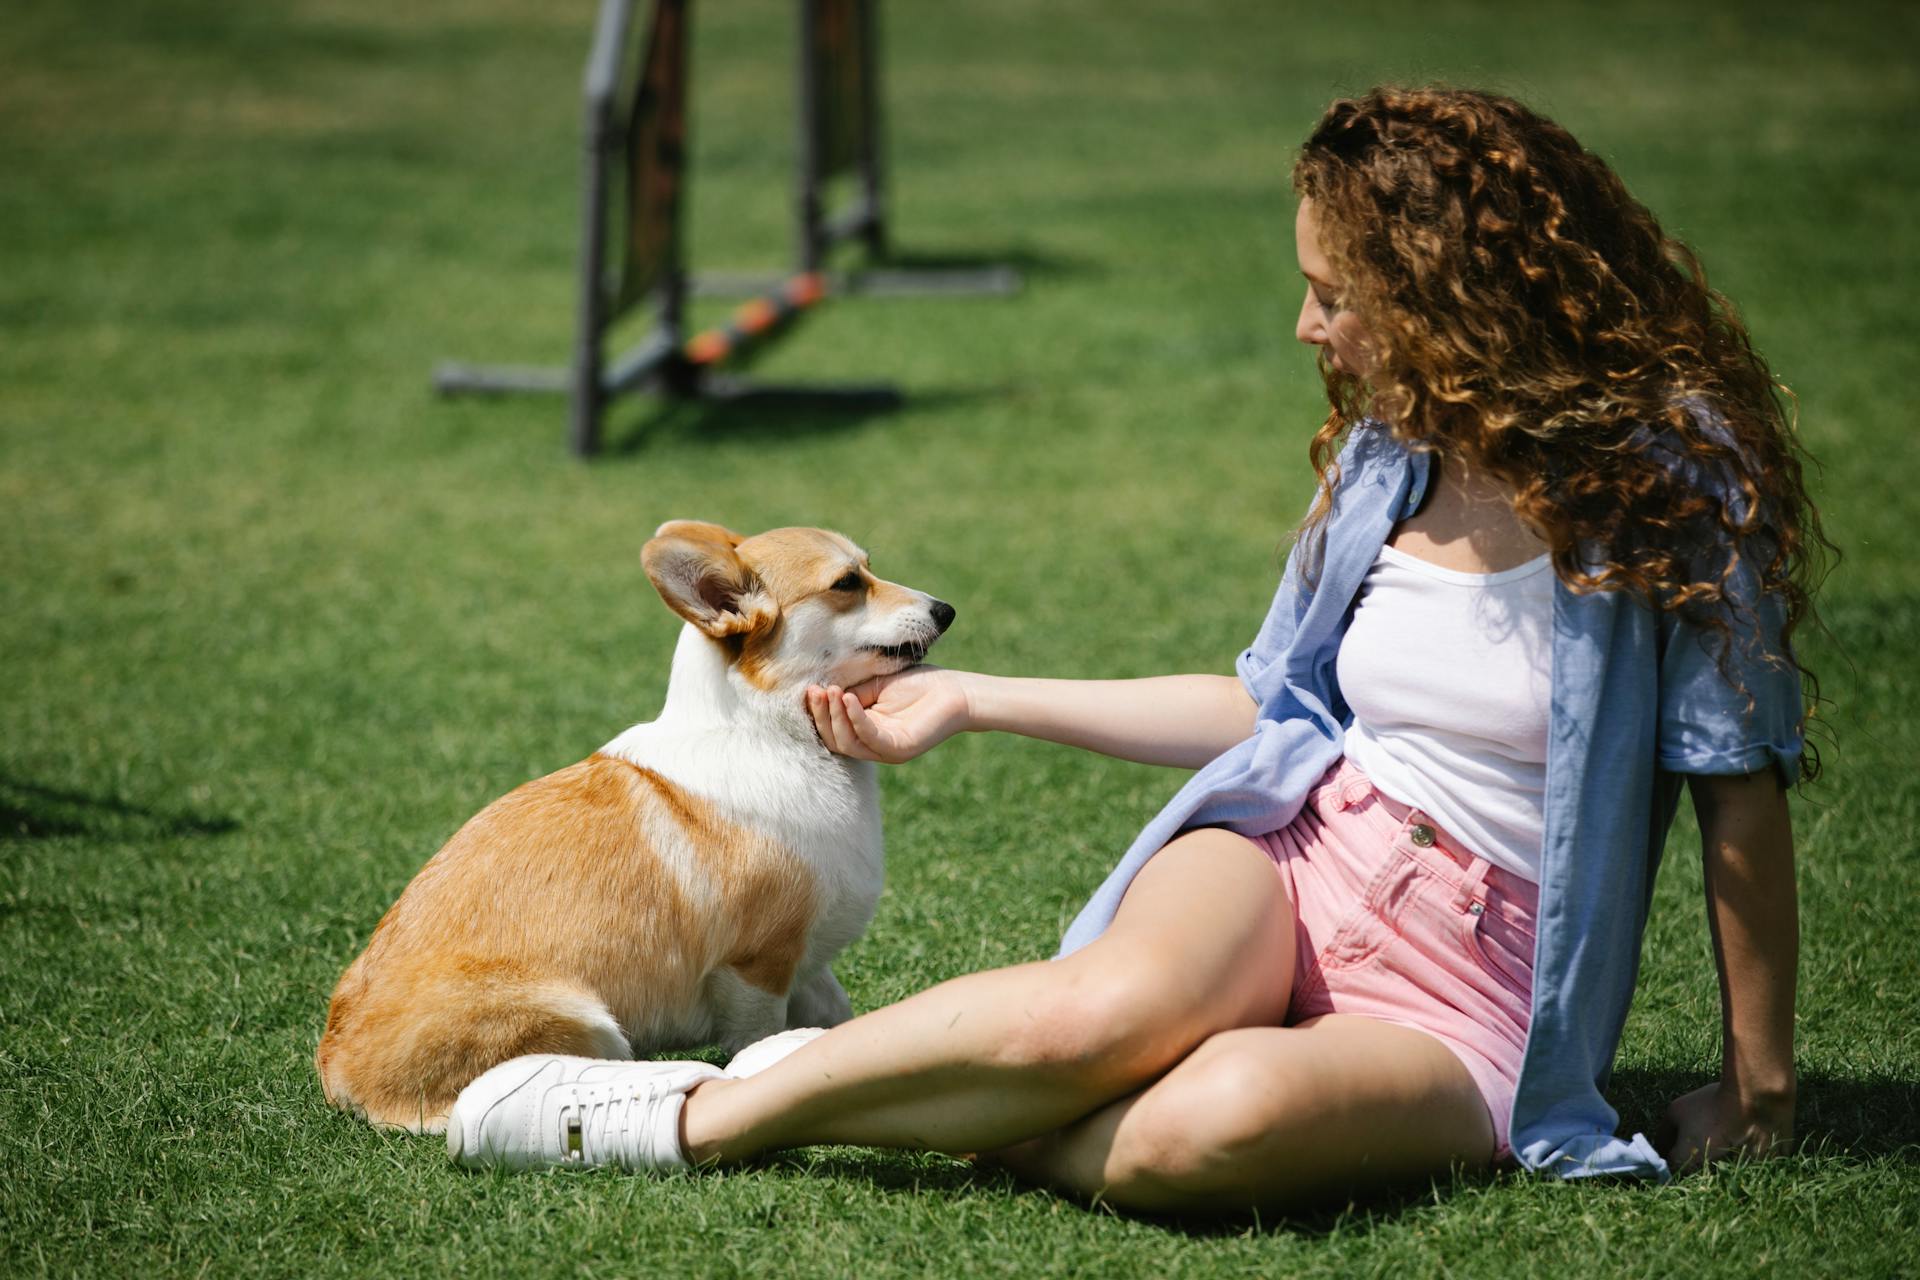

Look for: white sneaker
[446,1055,722,1172]
[723,1027,828,1079]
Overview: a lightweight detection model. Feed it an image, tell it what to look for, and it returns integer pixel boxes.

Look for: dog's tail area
[316,963,629,1133]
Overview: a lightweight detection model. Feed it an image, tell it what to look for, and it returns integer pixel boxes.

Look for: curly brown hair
[1292,85,1831,780]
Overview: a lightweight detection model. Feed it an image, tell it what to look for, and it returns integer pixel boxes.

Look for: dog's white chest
[601,719,885,938]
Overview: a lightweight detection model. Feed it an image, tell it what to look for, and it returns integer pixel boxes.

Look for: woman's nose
[1295,291,1324,346]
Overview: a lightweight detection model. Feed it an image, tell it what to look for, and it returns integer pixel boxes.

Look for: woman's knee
[988,957,1196,1086]
[1101,1039,1289,1202]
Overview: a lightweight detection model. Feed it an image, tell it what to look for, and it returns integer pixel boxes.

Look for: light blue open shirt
[1058,423,1803,1180]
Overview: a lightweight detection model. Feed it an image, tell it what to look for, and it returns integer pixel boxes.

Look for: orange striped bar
[684,272,829,366]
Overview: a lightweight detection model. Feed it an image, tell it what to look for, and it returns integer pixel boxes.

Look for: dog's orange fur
[315,752,818,1131]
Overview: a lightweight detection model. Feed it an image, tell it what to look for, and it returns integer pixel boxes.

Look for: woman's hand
[1662,1078,1795,1173]
[805,666,974,763]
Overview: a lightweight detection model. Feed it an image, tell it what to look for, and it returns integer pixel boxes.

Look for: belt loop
[1452,854,1491,912]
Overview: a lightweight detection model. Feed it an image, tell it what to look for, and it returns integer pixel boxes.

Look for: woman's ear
[641,521,775,638]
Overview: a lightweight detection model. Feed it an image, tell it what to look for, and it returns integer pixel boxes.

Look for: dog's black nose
[930,599,956,634]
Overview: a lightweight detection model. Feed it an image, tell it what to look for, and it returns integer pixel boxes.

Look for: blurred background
[3,1,1916,1274]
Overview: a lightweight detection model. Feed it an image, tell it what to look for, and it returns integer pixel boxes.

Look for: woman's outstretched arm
[806,669,1258,769]
[1665,770,1798,1170]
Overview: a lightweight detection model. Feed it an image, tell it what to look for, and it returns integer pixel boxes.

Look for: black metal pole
[858,0,886,259]
[797,0,825,273]
[569,0,632,457]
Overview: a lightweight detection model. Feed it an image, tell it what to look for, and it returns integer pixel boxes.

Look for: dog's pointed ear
[642,521,775,638]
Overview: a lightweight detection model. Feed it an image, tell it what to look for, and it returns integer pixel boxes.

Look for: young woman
[447,86,1822,1212]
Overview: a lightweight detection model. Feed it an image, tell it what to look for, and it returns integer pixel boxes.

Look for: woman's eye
[832,571,864,592]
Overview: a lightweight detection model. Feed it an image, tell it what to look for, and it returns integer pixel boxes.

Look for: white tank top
[1336,543,1554,882]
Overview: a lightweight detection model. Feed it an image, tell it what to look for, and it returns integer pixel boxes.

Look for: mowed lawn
[3,0,1917,1274]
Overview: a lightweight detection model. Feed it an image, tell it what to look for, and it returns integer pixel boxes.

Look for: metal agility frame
[697,0,1022,300]
[434,0,1018,457]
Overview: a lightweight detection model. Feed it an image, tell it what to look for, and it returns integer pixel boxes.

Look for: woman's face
[1294,198,1377,378]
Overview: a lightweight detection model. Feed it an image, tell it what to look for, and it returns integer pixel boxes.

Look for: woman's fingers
[825,685,875,760]
[807,686,856,756]
[841,691,893,758]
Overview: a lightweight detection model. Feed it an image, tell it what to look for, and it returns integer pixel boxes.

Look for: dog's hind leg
[329,976,630,1133]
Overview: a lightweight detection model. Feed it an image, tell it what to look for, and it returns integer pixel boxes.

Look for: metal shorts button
[1409,822,1436,847]
[1469,901,1485,916]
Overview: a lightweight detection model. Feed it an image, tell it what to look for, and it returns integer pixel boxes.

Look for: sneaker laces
[555,1078,680,1169]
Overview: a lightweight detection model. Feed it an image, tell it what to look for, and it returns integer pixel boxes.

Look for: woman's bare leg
[995,1015,1496,1215]
[681,828,1294,1163]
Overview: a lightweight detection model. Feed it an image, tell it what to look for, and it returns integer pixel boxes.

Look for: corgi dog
[316,520,954,1131]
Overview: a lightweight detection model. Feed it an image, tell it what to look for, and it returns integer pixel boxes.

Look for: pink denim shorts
[1251,758,1539,1159]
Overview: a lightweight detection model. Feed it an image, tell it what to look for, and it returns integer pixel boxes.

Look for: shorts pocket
[1462,905,1535,1004]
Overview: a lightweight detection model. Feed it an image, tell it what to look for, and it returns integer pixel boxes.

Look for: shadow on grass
[755,1145,1500,1238]
[1612,1066,1920,1161]
[745,1066,1920,1234]
[0,774,238,842]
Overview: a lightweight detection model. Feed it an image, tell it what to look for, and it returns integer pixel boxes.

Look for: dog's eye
[831,571,864,593]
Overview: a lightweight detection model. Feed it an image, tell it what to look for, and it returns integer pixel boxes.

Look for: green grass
[4,0,1918,1274]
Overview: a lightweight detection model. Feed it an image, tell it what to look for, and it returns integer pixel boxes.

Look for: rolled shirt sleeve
[1655,564,1804,782]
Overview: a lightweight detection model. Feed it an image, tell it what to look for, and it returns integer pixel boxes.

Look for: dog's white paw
[722,1027,829,1078]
